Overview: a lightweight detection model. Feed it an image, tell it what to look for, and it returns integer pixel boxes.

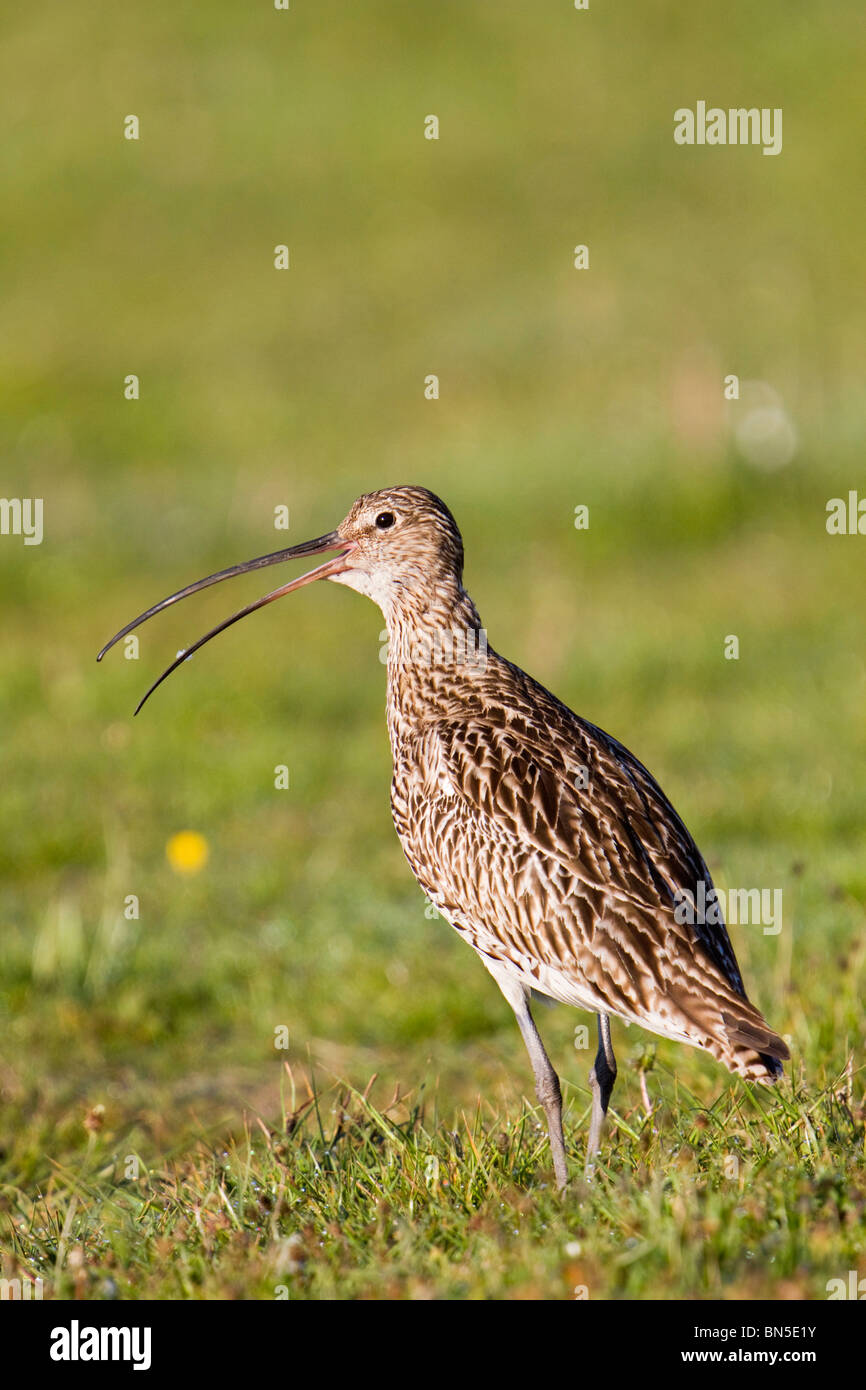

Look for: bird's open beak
[97,530,354,714]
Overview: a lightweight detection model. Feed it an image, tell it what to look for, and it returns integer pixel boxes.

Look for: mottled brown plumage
[99,484,789,1188]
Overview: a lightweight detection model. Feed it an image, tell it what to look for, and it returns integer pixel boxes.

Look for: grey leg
[484,964,569,1191]
[512,998,569,1192]
[586,1013,617,1176]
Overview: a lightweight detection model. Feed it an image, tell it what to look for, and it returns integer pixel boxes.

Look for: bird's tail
[664,977,789,1082]
[717,1004,789,1082]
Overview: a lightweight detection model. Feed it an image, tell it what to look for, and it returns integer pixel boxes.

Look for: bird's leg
[586,1012,617,1176]
[484,965,569,1190]
[510,998,569,1193]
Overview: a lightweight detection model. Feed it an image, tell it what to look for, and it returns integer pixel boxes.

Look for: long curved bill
[97,531,354,715]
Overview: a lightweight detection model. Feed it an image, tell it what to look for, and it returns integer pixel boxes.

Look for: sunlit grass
[3,1058,863,1300]
[1,0,865,1300]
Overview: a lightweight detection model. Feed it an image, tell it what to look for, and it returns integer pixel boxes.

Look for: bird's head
[98,485,468,712]
[331,485,465,603]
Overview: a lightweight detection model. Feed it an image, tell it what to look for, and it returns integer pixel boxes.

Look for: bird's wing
[402,687,786,1065]
[429,698,744,983]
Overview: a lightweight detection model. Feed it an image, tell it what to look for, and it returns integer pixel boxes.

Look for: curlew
[99,486,788,1188]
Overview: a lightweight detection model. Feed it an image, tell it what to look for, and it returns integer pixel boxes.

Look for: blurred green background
[1,2,864,1299]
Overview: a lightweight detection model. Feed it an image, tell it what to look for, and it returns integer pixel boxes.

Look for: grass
[1,1,865,1300]
[4,1060,864,1300]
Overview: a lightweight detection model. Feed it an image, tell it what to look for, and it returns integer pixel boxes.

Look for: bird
[98,485,789,1189]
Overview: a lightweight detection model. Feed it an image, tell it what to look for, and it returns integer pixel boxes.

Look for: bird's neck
[383,581,488,727]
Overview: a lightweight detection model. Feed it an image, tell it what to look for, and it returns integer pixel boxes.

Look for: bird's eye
[375,511,395,530]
